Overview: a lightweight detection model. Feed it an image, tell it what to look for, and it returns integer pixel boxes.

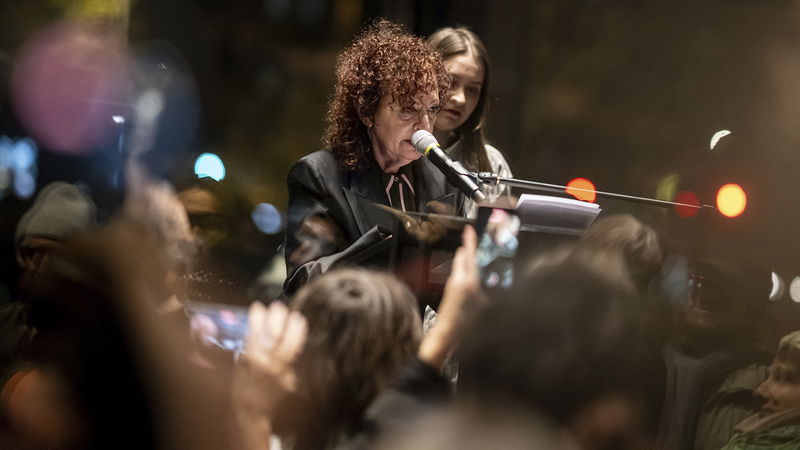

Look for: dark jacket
[283,150,462,296]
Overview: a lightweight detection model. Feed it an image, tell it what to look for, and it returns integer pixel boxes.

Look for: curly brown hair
[323,19,451,171]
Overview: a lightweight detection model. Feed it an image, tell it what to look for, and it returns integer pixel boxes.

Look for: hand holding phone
[186,301,250,353]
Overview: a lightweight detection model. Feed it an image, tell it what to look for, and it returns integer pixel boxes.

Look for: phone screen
[475,207,521,289]
[185,301,249,353]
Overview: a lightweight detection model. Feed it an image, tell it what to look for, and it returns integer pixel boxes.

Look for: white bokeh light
[709,129,731,150]
[790,277,800,303]
[251,203,283,234]
[770,272,784,301]
[194,153,225,181]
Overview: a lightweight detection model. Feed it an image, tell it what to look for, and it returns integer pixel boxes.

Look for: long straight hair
[428,27,493,172]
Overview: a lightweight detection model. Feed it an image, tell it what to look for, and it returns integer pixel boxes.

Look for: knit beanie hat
[14,181,97,245]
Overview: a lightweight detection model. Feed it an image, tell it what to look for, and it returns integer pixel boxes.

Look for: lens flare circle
[790,277,800,303]
[674,191,700,218]
[251,203,283,234]
[565,177,597,203]
[11,21,130,155]
[716,183,746,218]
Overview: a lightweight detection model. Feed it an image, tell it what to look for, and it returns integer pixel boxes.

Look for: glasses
[397,104,440,122]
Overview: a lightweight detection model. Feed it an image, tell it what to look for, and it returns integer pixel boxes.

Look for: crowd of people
[1,18,800,450]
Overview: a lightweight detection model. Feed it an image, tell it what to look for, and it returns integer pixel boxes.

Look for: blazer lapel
[343,166,395,235]
[414,157,461,214]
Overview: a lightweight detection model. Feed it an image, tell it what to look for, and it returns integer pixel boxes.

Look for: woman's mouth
[442,108,462,119]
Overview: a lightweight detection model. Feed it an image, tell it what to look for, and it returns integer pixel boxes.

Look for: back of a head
[20,220,233,450]
[14,182,97,299]
[279,268,422,447]
[581,214,664,293]
[16,221,170,450]
[377,404,576,450]
[458,246,652,424]
[15,181,96,245]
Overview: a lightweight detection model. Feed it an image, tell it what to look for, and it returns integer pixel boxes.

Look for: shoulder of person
[290,150,341,177]
[288,150,346,197]
[483,144,505,161]
[483,144,513,176]
[298,149,339,169]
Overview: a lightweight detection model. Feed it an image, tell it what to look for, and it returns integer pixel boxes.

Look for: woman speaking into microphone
[283,20,463,296]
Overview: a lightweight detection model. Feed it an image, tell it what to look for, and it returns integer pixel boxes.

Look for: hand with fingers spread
[418,225,486,371]
[233,301,308,450]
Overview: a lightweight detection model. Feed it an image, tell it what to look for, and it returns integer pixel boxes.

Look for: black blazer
[283,149,462,296]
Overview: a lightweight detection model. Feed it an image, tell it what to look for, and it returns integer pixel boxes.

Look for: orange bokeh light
[716,183,746,218]
[674,191,700,218]
[565,178,597,203]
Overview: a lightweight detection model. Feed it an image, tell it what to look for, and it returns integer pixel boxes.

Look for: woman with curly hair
[427,27,513,218]
[283,20,462,296]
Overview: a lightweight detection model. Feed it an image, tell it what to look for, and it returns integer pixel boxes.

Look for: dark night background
[3,0,800,301]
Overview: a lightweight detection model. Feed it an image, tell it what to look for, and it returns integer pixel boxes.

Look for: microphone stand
[474,172,716,211]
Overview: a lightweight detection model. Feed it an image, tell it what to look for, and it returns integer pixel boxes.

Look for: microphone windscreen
[411,130,439,155]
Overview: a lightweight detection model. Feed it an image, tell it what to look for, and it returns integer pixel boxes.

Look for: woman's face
[436,52,485,133]
[367,88,440,173]
[755,358,800,415]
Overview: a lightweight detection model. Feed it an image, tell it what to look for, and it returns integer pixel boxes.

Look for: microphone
[411,130,486,203]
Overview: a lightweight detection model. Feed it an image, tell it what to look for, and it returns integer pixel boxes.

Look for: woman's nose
[448,86,465,106]
[415,111,433,132]
[754,379,770,400]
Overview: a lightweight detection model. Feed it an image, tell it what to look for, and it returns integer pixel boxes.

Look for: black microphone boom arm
[475,172,714,211]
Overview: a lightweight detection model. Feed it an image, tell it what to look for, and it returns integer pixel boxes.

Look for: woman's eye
[467,86,481,96]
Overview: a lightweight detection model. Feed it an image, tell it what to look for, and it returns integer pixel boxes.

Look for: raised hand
[233,301,308,449]
[418,225,486,370]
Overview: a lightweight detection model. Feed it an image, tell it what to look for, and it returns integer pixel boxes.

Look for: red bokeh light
[674,191,700,218]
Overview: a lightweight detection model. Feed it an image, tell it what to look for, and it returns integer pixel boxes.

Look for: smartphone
[475,206,521,289]
[184,301,249,353]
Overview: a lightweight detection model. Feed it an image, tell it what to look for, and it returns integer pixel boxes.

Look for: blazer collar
[343,156,457,235]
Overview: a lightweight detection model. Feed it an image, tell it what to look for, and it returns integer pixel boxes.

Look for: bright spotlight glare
[112,115,125,124]
[251,203,283,234]
[194,153,225,181]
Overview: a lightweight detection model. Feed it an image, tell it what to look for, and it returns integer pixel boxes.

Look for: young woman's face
[435,52,485,133]
[755,358,800,415]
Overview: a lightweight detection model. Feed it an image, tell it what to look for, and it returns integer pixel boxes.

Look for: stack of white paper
[515,194,601,231]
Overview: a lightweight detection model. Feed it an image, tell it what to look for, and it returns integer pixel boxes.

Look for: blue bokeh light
[12,138,37,170]
[0,137,11,171]
[13,170,35,199]
[251,203,283,234]
[194,153,226,181]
